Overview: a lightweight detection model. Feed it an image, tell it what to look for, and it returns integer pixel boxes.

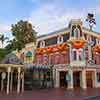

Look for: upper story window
[40,40,45,48]
[72,25,82,39]
[45,37,57,46]
[57,36,63,44]
[74,27,80,39]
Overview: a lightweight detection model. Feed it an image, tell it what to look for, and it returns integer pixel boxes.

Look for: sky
[0,0,100,40]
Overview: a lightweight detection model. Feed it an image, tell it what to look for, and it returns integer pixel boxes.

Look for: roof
[37,26,100,39]
[0,53,23,65]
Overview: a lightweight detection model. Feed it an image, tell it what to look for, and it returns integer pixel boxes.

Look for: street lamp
[86,13,96,31]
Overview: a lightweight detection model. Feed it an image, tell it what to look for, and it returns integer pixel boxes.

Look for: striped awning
[33,65,49,70]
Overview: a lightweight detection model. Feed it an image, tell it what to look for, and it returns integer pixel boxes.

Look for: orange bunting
[36,48,43,55]
[92,45,100,53]
[57,44,66,51]
[71,40,85,49]
[46,47,53,54]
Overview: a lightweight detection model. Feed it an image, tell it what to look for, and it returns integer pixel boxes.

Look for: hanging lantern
[46,47,53,54]
[57,44,66,51]
[71,39,85,49]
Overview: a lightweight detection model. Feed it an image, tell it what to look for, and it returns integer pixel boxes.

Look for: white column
[17,67,21,94]
[55,69,59,88]
[93,71,97,88]
[81,70,87,89]
[7,67,11,94]
[21,72,24,93]
[68,69,73,89]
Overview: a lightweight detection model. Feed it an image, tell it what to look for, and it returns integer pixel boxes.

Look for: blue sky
[0,0,100,39]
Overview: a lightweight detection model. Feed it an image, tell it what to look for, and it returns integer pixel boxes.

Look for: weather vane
[86,13,96,31]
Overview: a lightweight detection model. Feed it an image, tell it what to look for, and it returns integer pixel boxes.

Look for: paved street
[0,88,100,100]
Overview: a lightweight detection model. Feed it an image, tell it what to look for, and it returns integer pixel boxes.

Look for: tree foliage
[11,20,37,50]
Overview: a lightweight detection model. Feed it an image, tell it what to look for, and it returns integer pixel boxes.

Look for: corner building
[18,19,100,89]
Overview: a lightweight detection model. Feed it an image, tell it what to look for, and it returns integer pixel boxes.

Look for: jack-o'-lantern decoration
[46,47,53,54]
[57,44,66,51]
[36,48,43,55]
[92,45,100,53]
[70,39,85,49]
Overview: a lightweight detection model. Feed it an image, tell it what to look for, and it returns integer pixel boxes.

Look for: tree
[11,20,37,50]
[0,34,8,48]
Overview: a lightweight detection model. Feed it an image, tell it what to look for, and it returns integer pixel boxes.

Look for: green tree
[11,20,37,50]
[0,48,7,61]
[0,34,8,48]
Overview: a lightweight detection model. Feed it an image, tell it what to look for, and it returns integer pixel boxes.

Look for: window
[57,36,63,44]
[97,73,100,82]
[74,27,80,39]
[40,40,45,48]
[73,50,77,60]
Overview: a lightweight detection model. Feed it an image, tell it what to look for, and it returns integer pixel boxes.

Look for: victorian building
[17,19,100,89]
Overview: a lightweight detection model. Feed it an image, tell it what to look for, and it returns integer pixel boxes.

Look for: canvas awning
[33,65,49,70]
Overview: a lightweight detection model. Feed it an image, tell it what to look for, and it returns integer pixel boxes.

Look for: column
[68,69,73,89]
[21,71,24,93]
[55,69,59,88]
[81,70,87,89]
[17,67,21,94]
[7,67,11,94]
[93,71,97,88]
[88,36,92,61]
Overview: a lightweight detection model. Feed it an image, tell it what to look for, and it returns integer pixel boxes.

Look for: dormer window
[74,27,81,39]
[57,36,63,44]
[40,40,45,48]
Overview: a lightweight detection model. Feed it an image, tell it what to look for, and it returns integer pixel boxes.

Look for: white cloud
[29,3,88,35]
[29,1,100,35]
[0,24,10,33]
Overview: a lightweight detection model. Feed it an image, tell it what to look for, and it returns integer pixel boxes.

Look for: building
[17,19,100,89]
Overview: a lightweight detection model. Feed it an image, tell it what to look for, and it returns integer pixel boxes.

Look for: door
[73,71,80,88]
[60,71,68,88]
[86,71,93,88]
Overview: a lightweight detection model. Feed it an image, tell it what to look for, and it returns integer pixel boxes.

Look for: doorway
[60,71,68,88]
[86,71,93,88]
[73,71,81,88]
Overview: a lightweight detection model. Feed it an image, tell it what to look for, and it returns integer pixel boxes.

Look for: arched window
[57,36,63,44]
[40,40,45,48]
[25,51,32,63]
[74,27,81,39]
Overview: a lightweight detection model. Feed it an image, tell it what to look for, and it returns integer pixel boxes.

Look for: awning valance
[33,66,49,70]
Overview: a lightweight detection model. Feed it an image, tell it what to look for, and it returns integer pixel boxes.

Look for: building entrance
[86,71,93,88]
[73,71,81,88]
[60,71,68,88]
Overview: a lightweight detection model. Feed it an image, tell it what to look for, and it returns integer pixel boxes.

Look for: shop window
[97,73,100,82]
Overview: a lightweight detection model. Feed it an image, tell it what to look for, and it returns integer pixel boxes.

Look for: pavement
[0,88,100,100]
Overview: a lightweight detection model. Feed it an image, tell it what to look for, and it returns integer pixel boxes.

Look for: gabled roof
[0,53,23,65]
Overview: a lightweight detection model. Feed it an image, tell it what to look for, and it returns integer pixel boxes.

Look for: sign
[2,72,6,80]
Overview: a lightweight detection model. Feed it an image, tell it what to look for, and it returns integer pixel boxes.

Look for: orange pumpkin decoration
[46,47,53,54]
[57,44,66,51]
[71,40,85,49]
